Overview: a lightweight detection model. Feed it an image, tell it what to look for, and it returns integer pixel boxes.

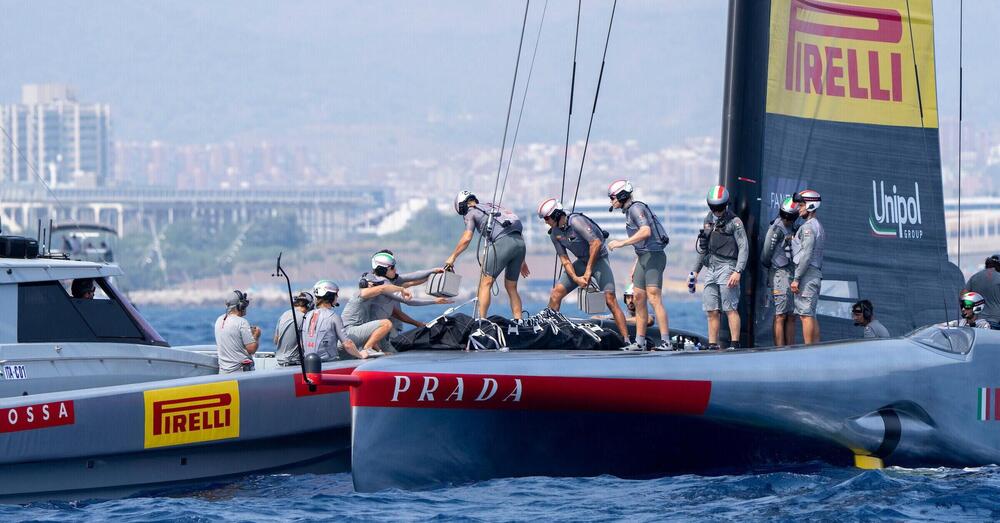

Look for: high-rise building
[0,84,111,187]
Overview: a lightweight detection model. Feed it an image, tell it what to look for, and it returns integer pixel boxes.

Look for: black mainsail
[720,0,963,346]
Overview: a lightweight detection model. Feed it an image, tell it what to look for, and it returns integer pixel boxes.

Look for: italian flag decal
[708,186,726,201]
[869,216,896,238]
[978,387,997,421]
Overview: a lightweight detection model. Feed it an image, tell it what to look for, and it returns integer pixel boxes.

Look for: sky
[1,0,997,163]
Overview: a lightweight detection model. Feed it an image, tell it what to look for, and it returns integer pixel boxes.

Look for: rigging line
[904,0,925,125]
[554,0,582,289]
[488,0,531,208]
[0,124,77,237]
[569,0,618,213]
[559,0,582,202]
[497,0,550,208]
[476,0,531,319]
[958,0,964,269]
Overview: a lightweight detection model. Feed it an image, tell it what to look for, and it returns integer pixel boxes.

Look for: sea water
[6,301,998,521]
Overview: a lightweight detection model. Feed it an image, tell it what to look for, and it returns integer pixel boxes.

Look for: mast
[718,0,771,347]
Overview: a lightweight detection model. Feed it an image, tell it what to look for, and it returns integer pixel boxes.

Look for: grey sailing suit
[863,319,891,338]
[694,210,748,312]
[624,201,668,289]
[791,216,825,317]
[301,308,351,362]
[273,309,305,366]
[966,268,1000,323]
[342,274,437,353]
[465,203,526,282]
[551,213,615,293]
[761,221,796,315]
[214,313,255,374]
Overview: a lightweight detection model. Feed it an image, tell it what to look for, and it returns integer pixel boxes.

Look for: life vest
[707,210,739,260]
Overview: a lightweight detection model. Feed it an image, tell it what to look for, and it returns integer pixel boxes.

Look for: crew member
[691,185,747,350]
[959,291,993,329]
[623,284,654,327]
[538,198,630,346]
[791,189,825,345]
[71,278,96,299]
[966,254,1000,326]
[852,300,890,338]
[606,180,671,351]
[368,250,452,342]
[761,197,800,346]
[214,290,260,373]
[273,290,314,366]
[444,190,530,320]
[303,280,376,360]
[341,273,426,354]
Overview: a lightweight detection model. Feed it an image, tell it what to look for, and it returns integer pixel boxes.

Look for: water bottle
[687,272,697,294]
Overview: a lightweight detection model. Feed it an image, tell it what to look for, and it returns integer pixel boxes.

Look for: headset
[231,289,250,312]
[358,272,386,289]
[852,299,873,325]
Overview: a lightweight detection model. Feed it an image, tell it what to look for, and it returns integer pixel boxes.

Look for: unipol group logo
[765,0,938,128]
[869,180,923,239]
[144,381,240,448]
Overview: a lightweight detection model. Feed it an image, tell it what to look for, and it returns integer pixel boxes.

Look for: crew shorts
[703,262,740,312]
[770,266,794,315]
[482,233,527,282]
[794,267,823,317]
[557,256,615,293]
[345,320,394,354]
[633,251,666,289]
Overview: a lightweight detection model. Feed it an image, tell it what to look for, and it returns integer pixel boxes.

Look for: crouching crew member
[959,291,993,329]
[761,196,800,346]
[852,300,890,338]
[214,290,260,373]
[341,273,422,354]
[692,185,747,350]
[606,180,671,351]
[369,249,452,335]
[790,189,825,345]
[303,280,376,360]
[538,198,630,345]
[274,290,314,366]
[445,190,529,320]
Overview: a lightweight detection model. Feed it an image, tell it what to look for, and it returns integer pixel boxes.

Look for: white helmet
[623,283,635,297]
[707,185,730,212]
[961,291,986,315]
[454,190,476,215]
[794,189,821,212]
[313,280,340,301]
[537,198,564,220]
[371,250,396,277]
[607,180,634,203]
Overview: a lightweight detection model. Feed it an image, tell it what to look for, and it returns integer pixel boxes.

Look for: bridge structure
[0,184,392,242]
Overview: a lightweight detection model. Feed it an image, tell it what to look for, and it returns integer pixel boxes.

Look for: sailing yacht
[346,0,997,491]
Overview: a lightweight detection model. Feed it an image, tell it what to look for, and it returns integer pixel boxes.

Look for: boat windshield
[16,277,168,346]
[907,326,974,355]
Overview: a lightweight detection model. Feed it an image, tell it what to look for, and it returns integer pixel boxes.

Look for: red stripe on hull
[294,366,355,396]
[352,371,712,415]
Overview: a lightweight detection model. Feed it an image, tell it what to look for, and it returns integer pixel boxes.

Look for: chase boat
[0,243,359,502]
[348,0,995,491]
